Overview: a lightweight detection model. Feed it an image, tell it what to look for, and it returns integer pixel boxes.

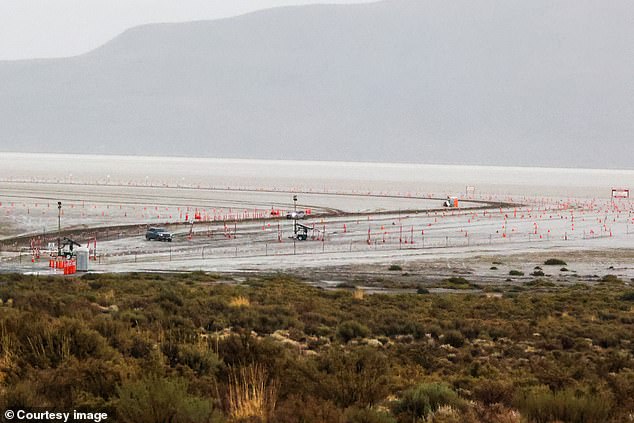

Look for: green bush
[509,270,524,276]
[544,259,567,266]
[600,275,623,285]
[115,376,222,423]
[337,321,370,343]
[318,347,390,408]
[443,330,465,348]
[472,380,515,406]
[440,277,479,290]
[388,265,403,271]
[393,383,464,421]
[619,291,634,301]
[344,407,396,423]
[514,386,612,423]
[176,343,222,376]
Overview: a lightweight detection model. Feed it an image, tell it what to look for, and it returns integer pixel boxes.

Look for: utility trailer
[293,223,310,241]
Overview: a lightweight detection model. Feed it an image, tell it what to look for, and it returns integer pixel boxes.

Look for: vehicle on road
[286,210,306,219]
[146,227,173,242]
[443,196,459,208]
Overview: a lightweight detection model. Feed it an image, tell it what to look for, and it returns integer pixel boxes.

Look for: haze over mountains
[0,0,632,168]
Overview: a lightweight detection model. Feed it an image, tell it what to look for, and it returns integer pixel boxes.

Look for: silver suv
[286,211,306,219]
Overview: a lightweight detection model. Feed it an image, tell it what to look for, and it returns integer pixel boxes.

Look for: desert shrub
[558,335,576,350]
[600,275,623,285]
[595,333,619,348]
[472,380,515,406]
[490,266,498,270]
[417,288,430,295]
[619,291,634,302]
[253,306,302,335]
[427,405,464,423]
[513,386,612,423]
[317,347,389,408]
[300,311,336,329]
[371,311,425,339]
[0,378,48,410]
[509,270,524,277]
[274,394,344,423]
[607,368,634,411]
[393,383,464,422]
[344,407,397,423]
[13,316,113,368]
[177,342,222,377]
[158,288,185,309]
[31,357,125,409]
[544,259,567,266]
[440,277,479,290]
[388,265,402,271]
[472,403,521,423]
[531,270,545,277]
[524,279,555,288]
[446,277,468,284]
[216,334,284,371]
[337,321,370,343]
[443,330,465,348]
[115,376,221,423]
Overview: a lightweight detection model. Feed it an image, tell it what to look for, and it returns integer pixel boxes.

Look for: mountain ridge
[0,0,632,168]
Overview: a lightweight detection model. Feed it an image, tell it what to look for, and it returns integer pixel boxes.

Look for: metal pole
[293,195,297,237]
[57,201,62,256]
[322,225,325,252]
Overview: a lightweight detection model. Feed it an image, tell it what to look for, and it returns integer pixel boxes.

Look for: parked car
[286,210,306,219]
[146,227,173,242]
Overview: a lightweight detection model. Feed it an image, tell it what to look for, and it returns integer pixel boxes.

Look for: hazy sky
[0,0,372,60]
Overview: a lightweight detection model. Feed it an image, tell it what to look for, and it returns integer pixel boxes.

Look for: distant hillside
[0,0,632,168]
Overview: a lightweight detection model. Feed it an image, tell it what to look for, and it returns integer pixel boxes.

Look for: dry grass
[227,363,278,422]
[229,296,251,308]
[0,322,15,385]
[474,404,522,423]
[97,289,116,305]
[352,287,365,301]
